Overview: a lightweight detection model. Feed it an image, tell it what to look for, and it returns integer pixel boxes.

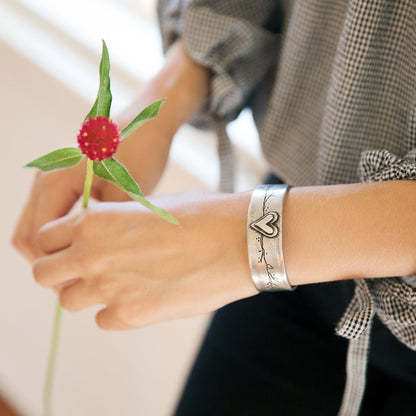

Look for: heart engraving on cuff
[250,211,280,238]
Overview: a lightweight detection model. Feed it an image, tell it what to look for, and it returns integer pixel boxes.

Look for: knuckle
[12,231,36,256]
[32,260,47,286]
[114,304,135,327]
[114,300,143,328]
[11,232,26,251]
[95,275,116,296]
[79,247,107,276]
[76,250,96,274]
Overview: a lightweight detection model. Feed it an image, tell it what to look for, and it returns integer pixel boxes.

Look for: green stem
[43,158,94,416]
[43,300,62,416]
[82,158,94,209]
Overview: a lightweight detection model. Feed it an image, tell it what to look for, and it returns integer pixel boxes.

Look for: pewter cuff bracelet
[247,184,295,292]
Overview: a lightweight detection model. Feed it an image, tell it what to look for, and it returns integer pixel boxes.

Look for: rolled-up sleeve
[157,0,285,122]
[336,148,416,351]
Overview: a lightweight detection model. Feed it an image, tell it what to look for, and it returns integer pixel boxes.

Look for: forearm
[32,181,416,328]
[118,39,210,136]
[282,180,416,286]
[103,40,211,196]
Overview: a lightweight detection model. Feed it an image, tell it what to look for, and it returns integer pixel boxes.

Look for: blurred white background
[0,0,265,415]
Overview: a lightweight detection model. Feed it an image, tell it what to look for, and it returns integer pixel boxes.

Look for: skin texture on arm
[284,180,416,285]
[31,180,416,330]
[12,40,211,262]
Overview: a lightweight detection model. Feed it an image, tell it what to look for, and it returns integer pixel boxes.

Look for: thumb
[31,172,82,259]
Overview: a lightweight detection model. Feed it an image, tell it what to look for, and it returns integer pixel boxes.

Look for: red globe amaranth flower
[77,116,120,161]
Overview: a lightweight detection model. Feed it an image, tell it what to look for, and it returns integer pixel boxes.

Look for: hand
[12,87,177,263]
[12,127,170,263]
[31,191,256,330]
[12,40,210,264]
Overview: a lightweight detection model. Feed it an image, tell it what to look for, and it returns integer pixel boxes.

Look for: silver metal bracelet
[247,184,295,292]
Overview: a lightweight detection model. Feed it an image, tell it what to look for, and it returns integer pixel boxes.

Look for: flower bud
[77,116,120,161]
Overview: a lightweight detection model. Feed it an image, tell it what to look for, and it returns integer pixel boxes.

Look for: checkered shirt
[157,1,416,414]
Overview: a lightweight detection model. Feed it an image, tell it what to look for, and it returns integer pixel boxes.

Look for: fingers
[95,306,133,331]
[37,215,74,254]
[32,176,80,257]
[59,279,103,312]
[34,245,105,312]
[12,174,40,262]
[33,249,78,287]
[53,279,79,294]
[13,171,81,262]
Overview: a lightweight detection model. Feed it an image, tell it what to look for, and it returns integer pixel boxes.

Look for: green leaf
[93,157,178,224]
[120,99,166,140]
[84,40,112,121]
[84,96,98,121]
[25,148,84,171]
[93,158,143,197]
[96,40,112,117]
[127,193,179,225]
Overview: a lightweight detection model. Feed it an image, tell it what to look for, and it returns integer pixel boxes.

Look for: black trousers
[174,177,416,416]
[174,283,416,416]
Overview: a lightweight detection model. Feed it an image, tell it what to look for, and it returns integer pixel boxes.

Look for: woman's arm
[32,180,416,330]
[109,40,211,198]
[284,180,416,285]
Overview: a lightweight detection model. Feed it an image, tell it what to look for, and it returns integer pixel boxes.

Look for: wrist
[222,191,258,300]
